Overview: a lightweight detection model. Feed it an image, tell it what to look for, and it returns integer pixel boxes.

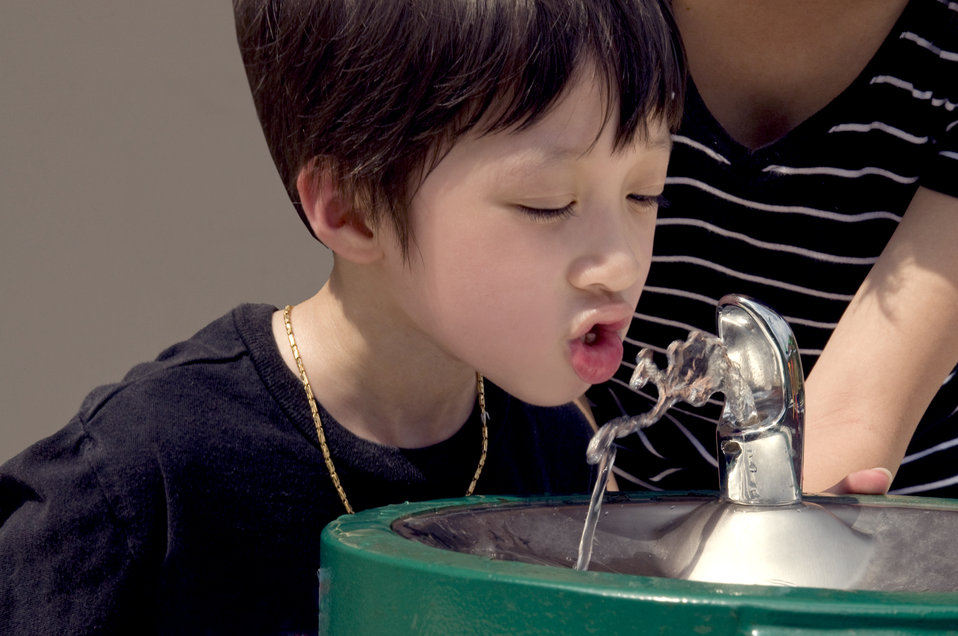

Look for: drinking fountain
[319,295,958,634]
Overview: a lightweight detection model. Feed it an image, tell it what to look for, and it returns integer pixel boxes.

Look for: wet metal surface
[394,495,958,592]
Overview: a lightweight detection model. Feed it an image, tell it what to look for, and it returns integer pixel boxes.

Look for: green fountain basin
[319,492,958,634]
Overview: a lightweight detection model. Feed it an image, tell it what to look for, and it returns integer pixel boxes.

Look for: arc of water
[575,331,757,571]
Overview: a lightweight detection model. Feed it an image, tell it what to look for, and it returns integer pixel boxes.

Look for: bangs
[294,0,686,180]
[427,0,686,147]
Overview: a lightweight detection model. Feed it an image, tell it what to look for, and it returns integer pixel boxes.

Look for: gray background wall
[1,3,332,462]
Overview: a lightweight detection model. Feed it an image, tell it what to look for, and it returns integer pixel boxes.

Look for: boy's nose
[567,212,649,294]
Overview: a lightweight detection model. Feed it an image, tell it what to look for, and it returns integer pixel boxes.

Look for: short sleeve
[921,120,958,199]
[916,10,958,199]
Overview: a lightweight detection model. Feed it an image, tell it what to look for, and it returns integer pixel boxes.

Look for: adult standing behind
[587,0,958,497]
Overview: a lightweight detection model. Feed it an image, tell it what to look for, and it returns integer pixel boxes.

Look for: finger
[824,467,893,495]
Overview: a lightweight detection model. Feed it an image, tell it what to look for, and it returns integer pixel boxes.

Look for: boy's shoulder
[6,301,301,529]
[125,303,273,384]
[64,303,296,472]
[80,303,276,419]
[0,304,321,633]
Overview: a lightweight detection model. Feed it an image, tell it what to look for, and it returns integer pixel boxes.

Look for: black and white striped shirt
[587,0,958,497]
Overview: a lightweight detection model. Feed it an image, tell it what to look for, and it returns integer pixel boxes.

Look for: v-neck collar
[680,0,916,164]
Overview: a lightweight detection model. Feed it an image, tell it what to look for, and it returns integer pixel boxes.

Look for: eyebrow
[493,134,673,186]
[535,132,673,163]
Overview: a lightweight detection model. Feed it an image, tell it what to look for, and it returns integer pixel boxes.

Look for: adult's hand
[823,467,893,495]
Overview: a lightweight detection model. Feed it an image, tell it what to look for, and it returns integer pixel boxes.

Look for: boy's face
[379,68,671,406]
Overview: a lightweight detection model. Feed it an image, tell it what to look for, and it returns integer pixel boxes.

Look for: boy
[0,0,685,632]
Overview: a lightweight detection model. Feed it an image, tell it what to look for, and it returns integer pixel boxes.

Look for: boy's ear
[295,166,382,264]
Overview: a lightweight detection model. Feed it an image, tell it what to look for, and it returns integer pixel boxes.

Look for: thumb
[824,467,893,495]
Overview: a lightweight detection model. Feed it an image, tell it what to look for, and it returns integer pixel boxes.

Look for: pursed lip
[570,303,634,343]
[567,302,634,385]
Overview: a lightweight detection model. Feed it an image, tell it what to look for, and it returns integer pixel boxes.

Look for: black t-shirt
[0,303,595,634]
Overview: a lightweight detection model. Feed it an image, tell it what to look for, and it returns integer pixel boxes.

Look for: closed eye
[518,203,577,222]
[628,193,669,210]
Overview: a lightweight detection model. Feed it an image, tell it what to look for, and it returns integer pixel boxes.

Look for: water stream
[575,330,758,571]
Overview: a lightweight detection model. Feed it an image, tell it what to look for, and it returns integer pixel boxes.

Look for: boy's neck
[272,274,479,449]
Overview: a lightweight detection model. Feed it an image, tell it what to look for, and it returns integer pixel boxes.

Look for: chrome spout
[716,294,805,505]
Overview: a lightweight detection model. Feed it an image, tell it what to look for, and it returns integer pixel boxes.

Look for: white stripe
[666,177,903,223]
[870,75,958,111]
[623,337,666,353]
[630,312,701,335]
[939,0,958,13]
[602,382,631,417]
[900,437,958,464]
[636,429,666,460]
[667,399,728,418]
[649,467,684,482]
[607,374,659,398]
[828,122,928,144]
[945,369,957,386]
[658,217,880,265]
[597,388,725,467]
[596,381,704,472]
[612,466,663,491]
[618,359,637,372]
[644,285,839,329]
[780,315,838,330]
[948,119,958,133]
[639,288,836,334]
[672,134,731,165]
[940,150,958,161]
[643,285,719,307]
[622,338,668,354]
[890,473,958,495]
[643,288,839,330]
[673,418,719,467]
[763,164,918,185]
[900,31,958,61]
[644,294,838,332]
[651,255,858,301]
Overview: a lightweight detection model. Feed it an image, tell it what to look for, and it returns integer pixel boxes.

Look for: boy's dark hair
[234,0,685,253]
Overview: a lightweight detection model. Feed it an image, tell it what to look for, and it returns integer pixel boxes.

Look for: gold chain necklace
[283,305,488,514]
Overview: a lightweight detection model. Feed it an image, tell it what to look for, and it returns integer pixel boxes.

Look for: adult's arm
[802,187,958,493]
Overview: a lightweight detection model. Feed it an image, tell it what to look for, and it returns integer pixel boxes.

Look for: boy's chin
[508,378,593,409]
